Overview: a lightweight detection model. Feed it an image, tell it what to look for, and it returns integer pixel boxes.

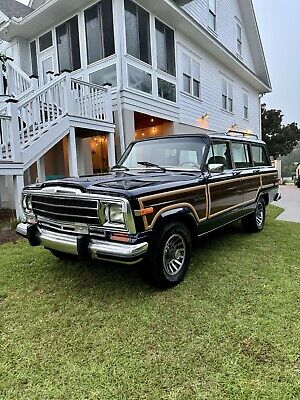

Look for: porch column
[76,137,85,176]
[122,109,135,147]
[37,156,46,183]
[107,133,116,168]
[13,175,24,220]
[68,127,79,177]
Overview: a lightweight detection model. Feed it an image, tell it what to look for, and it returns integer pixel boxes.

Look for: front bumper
[16,223,149,265]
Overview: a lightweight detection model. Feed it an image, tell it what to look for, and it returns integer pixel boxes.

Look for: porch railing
[0,113,12,161]
[6,60,33,98]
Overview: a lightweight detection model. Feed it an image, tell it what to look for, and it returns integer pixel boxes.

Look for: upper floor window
[222,78,233,112]
[39,31,53,52]
[56,16,81,72]
[85,0,115,65]
[182,53,201,98]
[208,0,217,31]
[243,93,249,119]
[30,41,38,76]
[155,19,176,76]
[125,0,151,65]
[237,23,242,55]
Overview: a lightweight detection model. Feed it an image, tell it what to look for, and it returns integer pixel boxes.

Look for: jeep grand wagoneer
[17,132,280,288]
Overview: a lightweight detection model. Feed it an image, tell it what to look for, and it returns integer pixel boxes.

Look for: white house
[0,0,271,217]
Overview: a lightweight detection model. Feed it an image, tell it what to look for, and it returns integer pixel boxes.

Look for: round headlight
[108,204,124,224]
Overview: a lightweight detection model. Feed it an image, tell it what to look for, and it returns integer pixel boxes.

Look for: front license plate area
[74,223,89,235]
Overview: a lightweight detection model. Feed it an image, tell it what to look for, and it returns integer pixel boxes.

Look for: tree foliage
[261,103,300,159]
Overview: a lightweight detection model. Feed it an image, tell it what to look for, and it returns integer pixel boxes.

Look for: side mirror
[208,163,224,174]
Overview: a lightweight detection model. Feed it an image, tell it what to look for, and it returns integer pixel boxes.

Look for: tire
[49,249,77,261]
[242,198,266,232]
[144,221,192,289]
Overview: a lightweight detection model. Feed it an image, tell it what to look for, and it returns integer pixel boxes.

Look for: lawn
[0,206,299,399]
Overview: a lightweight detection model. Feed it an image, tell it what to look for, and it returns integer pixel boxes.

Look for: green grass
[1,206,299,400]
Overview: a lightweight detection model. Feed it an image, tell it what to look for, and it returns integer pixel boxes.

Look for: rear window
[231,142,251,168]
[251,145,270,167]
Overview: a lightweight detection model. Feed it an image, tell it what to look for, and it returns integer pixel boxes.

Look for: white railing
[71,79,113,122]
[6,60,33,98]
[18,74,67,149]
[0,113,12,161]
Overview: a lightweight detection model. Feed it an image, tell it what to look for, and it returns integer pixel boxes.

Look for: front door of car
[205,140,243,228]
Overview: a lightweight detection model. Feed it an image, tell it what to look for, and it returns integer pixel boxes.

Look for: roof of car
[135,133,266,145]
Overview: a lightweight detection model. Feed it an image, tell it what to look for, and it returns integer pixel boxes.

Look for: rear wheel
[144,221,192,289]
[242,198,266,232]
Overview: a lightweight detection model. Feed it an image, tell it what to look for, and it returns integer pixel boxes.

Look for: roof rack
[224,130,260,140]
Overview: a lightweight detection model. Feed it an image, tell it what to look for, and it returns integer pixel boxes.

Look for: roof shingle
[0,0,33,19]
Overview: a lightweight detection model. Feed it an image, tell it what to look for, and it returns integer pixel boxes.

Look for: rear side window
[231,142,251,168]
[206,141,232,170]
[251,145,270,167]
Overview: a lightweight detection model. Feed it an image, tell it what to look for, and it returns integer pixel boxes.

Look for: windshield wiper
[137,161,166,172]
[110,164,129,171]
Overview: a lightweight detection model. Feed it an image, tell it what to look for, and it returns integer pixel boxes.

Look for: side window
[231,142,251,168]
[206,141,232,170]
[251,145,270,167]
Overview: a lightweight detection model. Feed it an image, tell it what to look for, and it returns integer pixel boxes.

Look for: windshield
[120,137,208,170]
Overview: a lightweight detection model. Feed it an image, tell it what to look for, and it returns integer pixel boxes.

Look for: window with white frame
[243,92,249,119]
[182,53,201,98]
[84,0,115,65]
[208,0,217,31]
[222,78,233,112]
[56,16,81,72]
[124,0,151,65]
[155,19,176,76]
[237,23,242,55]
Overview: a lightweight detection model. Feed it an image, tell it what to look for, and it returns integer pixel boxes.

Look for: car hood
[28,170,206,198]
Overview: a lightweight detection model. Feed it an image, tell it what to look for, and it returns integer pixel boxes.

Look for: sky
[18,0,300,126]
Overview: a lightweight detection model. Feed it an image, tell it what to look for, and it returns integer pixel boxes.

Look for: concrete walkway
[275,185,300,223]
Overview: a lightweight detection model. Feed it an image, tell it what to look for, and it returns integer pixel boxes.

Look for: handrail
[71,78,108,92]
[18,73,67,108]
[6,60,32,84]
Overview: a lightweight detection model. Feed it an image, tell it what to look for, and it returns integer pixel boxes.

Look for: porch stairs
[0,60,115,216]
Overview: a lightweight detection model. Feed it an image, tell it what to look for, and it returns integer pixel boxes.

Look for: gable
[0,0,33,19]
[179,0,271,89]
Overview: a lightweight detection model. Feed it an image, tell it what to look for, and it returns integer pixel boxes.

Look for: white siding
[182,0,256,73]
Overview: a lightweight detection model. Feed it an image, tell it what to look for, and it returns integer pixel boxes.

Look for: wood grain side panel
[243,176,261,202]
[209,179,243,216]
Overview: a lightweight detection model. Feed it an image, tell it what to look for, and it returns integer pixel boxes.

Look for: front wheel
[144,222,192,289]
[242,198,266,232]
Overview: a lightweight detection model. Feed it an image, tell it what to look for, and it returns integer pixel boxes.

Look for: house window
[128,65,152,94]
[158,78,176,102]
[90,64,117,87]
[182,53,201,98]
[85,0,115,65]
[237,23,242,55]
[155,19,176,76]
[39,31,53,52]
[243,93,249,119]
[208,0,217,31]
[124,0,151,65]
[222,78,233,112]
[56,16,81,72]
[30,41,38,76]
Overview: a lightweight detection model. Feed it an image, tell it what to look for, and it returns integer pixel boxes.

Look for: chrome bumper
[16,223,148,265]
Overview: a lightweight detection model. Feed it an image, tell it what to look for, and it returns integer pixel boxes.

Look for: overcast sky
[18,0,299,125]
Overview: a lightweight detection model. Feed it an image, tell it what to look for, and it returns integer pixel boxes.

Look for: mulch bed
[0,209,20,245]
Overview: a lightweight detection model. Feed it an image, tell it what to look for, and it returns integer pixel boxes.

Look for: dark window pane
[158,78,176,102]
[90,64,117,87]
[102,0,115,57]
[155,19,175,76]
[56,23,72,72]
[193,79,200,98]
[128,65,152,93]
[30,41,38,76]
[39,31,53,52]
[70,16,81,70]
[138,7,151,64]
[252,145,269,166]
[209,141,232,169]
[85,5,103,64]
[183,74,191,93]
[125,0,139,58]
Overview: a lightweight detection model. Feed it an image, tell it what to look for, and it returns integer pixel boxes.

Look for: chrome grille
[31,194,100,225]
